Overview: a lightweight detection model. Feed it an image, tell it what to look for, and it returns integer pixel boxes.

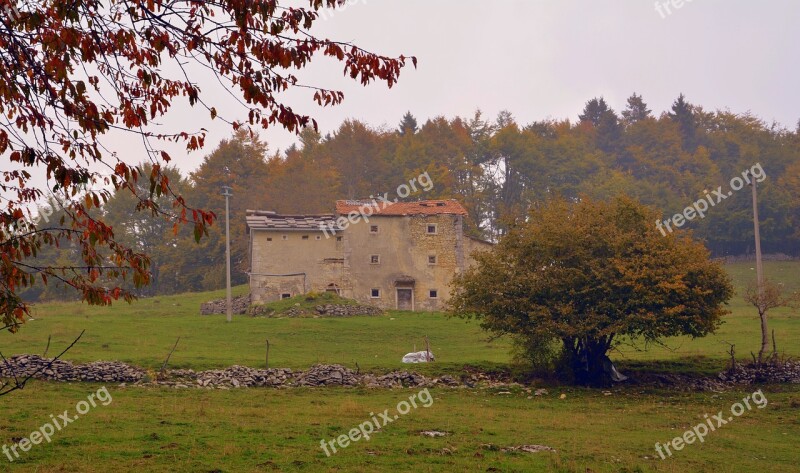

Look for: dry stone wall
[4,356,797,391]
[200,294,251,315]
[0,355,145,383]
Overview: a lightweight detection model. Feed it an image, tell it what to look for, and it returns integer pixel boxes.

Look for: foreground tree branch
[0,330,85,396]
[0,0,415,330]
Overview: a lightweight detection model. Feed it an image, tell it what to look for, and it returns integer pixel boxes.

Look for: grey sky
[78,1,800,175]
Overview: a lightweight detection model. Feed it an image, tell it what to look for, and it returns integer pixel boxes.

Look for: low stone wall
[719,361,800,384]
[200,294,251,315]
[168,366,294,388]
[314,304,383,317]
[6,356,796,391]
[249,303,384,318]
[0,355,145,383]
[717,253,798,263]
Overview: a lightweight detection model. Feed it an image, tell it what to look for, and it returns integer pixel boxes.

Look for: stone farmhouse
[246,199,492,311]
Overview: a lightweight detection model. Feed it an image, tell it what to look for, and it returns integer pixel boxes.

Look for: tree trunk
[564,336,612,387]
[758,309,769,364]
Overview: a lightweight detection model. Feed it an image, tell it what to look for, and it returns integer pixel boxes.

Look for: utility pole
[222,186,233,323]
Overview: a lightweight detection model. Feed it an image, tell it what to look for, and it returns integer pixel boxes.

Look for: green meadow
[1,261,798,472]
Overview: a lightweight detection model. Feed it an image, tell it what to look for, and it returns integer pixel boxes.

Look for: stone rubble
[295,364,361,386]
[314,304,384,317]
[420,430,449,438]
[0,354,145,383]
[200,294,251,315]
[0,356,471,389]
[3,355,798,392]
[718,361,800,384]
[167,366,294,388]
[502,445,557,454]
[249,303,384,318]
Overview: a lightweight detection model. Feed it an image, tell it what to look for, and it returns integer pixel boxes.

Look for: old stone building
[246,199,492,311]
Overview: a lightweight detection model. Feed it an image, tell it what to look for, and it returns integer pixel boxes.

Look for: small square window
[371,288,381,298]
[370,255,380,264]
[429,290,438,299]
[282,235,288,240]
[370,225,379,233]
[315,235,321,240]
[281,293,292,299]
[427,224,438,234]
[428,255,437,265]
[336,236,343,242]
[267,237,273,242]
[302,235,309,240]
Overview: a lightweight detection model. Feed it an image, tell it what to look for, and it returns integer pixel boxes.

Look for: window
[428,255,437,265]
[281,235,288,240]
[315,235,322,241]
[371,288,381,298]
[326,284,341,295]
[267,237,273,242]
[370,225,379,234]
[302,235,309,240]
[370,255,380,264]
[429,290,438,299]
[427,224,438,234]
[281,293,292,299]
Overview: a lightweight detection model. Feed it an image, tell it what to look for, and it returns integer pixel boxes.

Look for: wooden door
[396,288,413,310]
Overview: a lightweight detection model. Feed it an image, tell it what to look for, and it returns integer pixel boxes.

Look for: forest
[23,93,800,300]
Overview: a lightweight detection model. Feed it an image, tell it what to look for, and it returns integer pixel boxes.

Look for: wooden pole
[225,189,233,323]
[265,339,270,369]
[159,337,180,378]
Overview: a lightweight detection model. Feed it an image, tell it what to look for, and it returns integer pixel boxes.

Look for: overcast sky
[45,1,800,178]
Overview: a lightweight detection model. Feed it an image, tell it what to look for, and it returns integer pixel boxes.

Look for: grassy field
[2,382,799,472]
[2,262,798,375]
[1,261,798,472]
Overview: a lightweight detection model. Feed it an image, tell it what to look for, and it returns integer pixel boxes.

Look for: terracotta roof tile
[335,199,467,216]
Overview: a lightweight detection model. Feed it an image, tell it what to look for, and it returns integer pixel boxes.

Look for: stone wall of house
[248,211,493,311]
[464,235,494,268]
[344,214,462,311]
[249,230,345,304]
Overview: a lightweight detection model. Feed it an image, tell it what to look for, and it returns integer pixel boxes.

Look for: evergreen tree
[596,108,622,153]
[621,93,652,125]
[579,97,611,126]
[398,111,418,136]
[668,93,697,150]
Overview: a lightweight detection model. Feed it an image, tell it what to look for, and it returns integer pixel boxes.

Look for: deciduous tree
[0,0,414,330]
[449,196,734,386]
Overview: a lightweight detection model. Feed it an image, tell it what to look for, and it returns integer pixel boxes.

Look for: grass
[1,260,798,472]
[8,284,509,374]
[3,261,798,376]
[2,382,799,472]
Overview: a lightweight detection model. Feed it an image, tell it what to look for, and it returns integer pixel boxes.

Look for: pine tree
[398,111,418,136]
[580,97,621,152]
[668,93,697,150]
[579,97,611,126]
[621,93,652,125]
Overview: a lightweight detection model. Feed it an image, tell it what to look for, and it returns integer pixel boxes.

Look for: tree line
[22,94,800,301]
